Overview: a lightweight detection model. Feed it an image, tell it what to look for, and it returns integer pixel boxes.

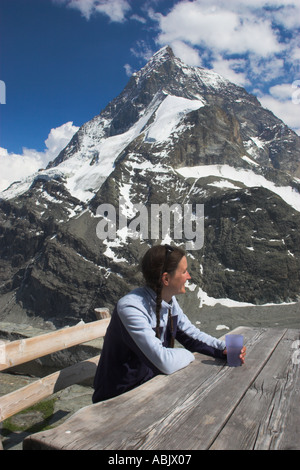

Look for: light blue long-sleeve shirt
[93,286,225,402]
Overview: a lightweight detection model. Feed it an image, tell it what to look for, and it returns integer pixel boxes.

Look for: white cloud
[211,56,249,87]
[124,63,133,77]
[0,122,79,192]
[130,40,155,62]
[44,121,79,160]
[54,0,131,21]
[152,2,299,85]
[258,84,300,135]
[271,3,300,29]
[156,1,283,57]
[170,40,202,67]
[51,1,300,137]
[94,0,131,22]
[130,14,147,24]
[150,0,300,134]
[248,55,285,83]
[269,83,294,101]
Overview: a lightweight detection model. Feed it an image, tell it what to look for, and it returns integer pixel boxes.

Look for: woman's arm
[117,300,195,374]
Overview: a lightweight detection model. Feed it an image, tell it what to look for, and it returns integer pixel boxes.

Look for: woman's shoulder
[117,286,155,309]
[116,287,156,326]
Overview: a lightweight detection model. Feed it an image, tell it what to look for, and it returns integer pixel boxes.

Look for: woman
[92,244,245,403]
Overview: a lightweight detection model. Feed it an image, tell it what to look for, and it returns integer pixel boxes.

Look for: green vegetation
[2,398,57,436]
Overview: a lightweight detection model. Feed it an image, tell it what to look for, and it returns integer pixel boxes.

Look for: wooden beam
[94,308,110,320]
[0,355,100,422]
[0,318,109,372]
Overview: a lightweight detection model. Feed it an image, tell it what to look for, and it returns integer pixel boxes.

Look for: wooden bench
[22,326,300,450]
[0,312,110,450]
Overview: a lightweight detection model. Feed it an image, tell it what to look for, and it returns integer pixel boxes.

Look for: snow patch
[144,95,204,144]
[207,179,240,189]
[176,164,300,212]
[216,325,230,331]
[196,286,255,308]
[195,286,296,308]
[241,155,260,166]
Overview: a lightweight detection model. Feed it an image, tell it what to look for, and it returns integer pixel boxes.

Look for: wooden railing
[0,310,110,450]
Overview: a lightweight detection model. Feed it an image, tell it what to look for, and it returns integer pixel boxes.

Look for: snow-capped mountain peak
[2,46,299,206]
[0,46,299,326]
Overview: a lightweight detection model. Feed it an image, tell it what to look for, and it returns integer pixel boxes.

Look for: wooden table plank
[133,327,286,450]
[23,327,298,451]
[22,348,227,450]
[210,328,300,450]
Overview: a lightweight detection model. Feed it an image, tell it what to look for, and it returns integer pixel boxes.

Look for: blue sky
[0,0,299,191]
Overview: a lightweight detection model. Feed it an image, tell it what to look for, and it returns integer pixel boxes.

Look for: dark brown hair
[141,244,186,342]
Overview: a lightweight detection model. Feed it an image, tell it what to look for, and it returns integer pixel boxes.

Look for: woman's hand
[240,346,246,364]
[223,346,246,364]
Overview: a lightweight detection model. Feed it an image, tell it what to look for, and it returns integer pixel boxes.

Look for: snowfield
[176,164,300,212]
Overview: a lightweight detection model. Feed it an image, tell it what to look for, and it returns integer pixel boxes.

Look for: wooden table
[23,326,300,450]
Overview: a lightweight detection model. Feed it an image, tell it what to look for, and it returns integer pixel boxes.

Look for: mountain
[0,46,299,327]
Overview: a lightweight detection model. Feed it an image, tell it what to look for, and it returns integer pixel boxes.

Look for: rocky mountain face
[0,46,300,327]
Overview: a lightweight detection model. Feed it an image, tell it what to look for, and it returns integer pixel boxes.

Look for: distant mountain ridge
[0,46,299,327]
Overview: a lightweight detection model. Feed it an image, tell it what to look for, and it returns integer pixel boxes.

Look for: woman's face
[162,256,191,301]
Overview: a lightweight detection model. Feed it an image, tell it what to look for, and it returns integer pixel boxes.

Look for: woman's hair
[141,244,186,341]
